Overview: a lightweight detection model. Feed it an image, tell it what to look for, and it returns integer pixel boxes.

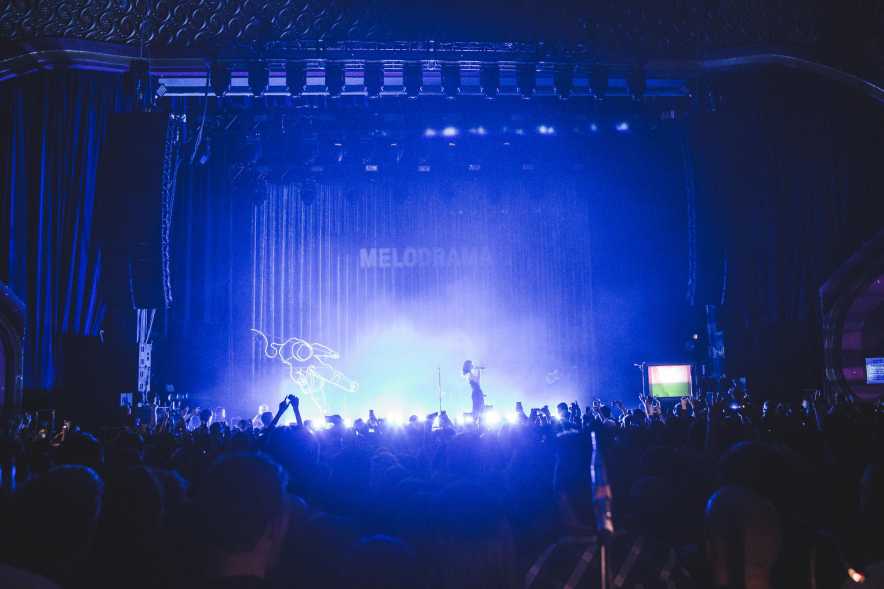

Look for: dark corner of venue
[1,2,883,589]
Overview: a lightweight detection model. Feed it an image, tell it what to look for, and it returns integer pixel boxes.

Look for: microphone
[590,431,615,538]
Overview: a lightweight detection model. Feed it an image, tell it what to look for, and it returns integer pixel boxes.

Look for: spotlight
[589,122,599,132]
[404,62,422,98]
[326,62,344,98]
[285,62,306,97]
[343,417,352,428]
[537,125,555,135]
[424,128,437,138]
[485,411,501,426]
[441,126,459,137]
[210,62,231,97]
[248,62,269,97]
[480,63,500,99]
[628,65,646,101]
[388,412,402,425]
[517,63,536,99]
[616,121,630,132]
[365,62,382,98]
[442,63,460,99]
[554,64,574,100]
[590,65,608,100]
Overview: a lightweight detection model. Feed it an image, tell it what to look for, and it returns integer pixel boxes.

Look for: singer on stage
[463,360,485,422]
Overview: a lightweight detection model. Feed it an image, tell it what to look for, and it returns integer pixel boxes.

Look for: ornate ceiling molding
[0,0,881,64]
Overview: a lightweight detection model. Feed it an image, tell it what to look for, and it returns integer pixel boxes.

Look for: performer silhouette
[463,360,485,422]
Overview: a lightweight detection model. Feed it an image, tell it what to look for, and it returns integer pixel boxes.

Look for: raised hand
[287,394,300,411]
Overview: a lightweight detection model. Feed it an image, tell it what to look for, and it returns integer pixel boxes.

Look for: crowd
[0,386,882,589]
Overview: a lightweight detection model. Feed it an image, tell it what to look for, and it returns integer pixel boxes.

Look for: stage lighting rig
[554,64,574,100]
[517,63,536,99]
[442,63,461,99]
[248,62,269,97]
[590,65,608,100]
[404,62,422,98]
[210,62,231,97]
[365,62,383,98]
[628,65,646,101]
[286,62,306,97]
[326,62,344,98]
[480,63,500,99]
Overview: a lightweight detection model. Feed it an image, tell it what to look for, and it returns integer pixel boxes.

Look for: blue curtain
[0,71,127,390]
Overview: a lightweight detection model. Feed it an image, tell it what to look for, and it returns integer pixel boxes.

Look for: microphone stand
[436,366,443,415]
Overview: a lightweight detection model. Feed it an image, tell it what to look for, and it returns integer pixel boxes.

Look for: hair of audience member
[705,485,782,589]
[342,535,423,589]
[718,442,795,513]
[860,464,884,562]
[193,452,290,579]
[260,411,274,428]
[265,425,320,496]
[431,481,517,589]
[55,430,104,471]
[553,431,594,527]
[6,465,104,584]
[199,408,213,425]
[89,465,165,587]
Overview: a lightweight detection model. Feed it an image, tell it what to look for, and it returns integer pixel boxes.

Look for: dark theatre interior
[1,1,884,588]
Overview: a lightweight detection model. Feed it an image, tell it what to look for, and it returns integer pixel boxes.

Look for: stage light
[517,63,536,99]
[417,164,431,173]
[616,121,630,132]
[537,125,555,135]
[507,413,519,424]
[468,126,487,136]
[590,123,599,132]
[365,164,379,172]
[554,64,574,99]
[404,62,422,98]
[209,62,232,97]
[343,417,352,428]
[515,128,525,135]
[286,62,306,97]
[480,63,500,99]
[388,412,402,425]
[442,126,459,137]
[485,410,501,426]
[628,65,646,101]
[442,63,460,99]
[424,128,437,138]
[326,62,344,98]
[590,66,608,100]
[248,62,269,97]
[455,415,464,425]
[365,62,382,98]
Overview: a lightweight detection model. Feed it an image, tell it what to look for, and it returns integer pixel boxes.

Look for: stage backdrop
[249,176,596,418]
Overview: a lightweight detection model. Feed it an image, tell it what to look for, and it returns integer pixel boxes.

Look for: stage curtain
[0,71,127,390]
